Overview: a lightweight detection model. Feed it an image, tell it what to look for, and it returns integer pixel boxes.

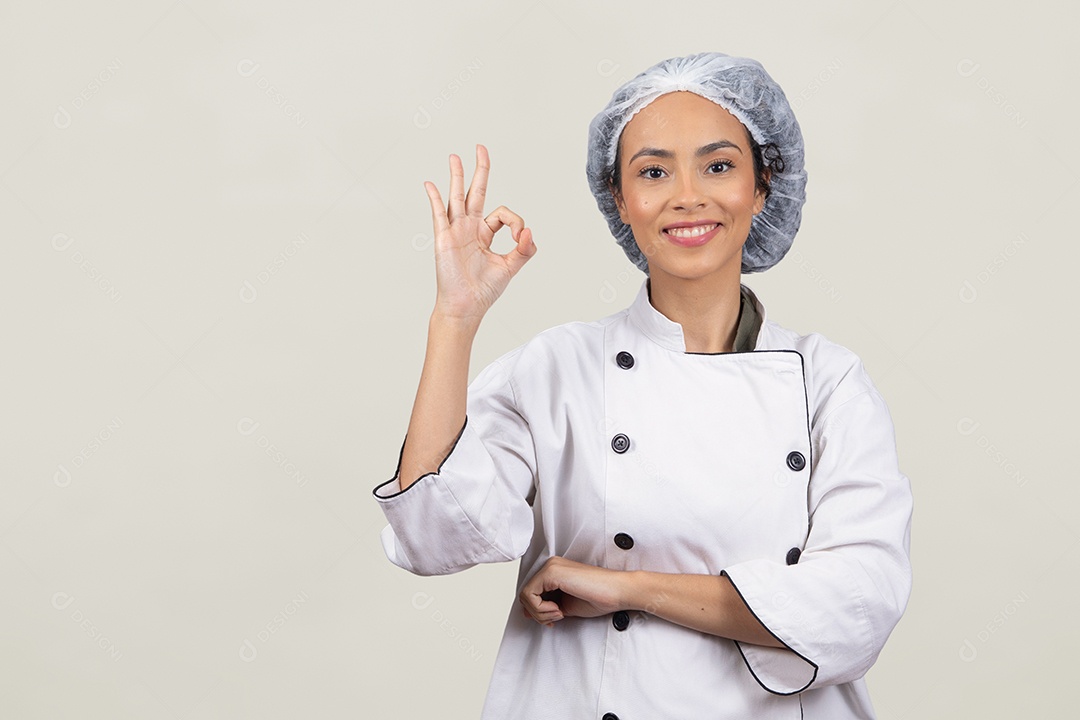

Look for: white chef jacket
[373,276,913,719]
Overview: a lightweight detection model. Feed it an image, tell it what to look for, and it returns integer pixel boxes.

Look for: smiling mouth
[663,223,720,238]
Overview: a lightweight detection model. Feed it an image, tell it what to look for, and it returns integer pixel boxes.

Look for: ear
[753,168,772,216]
[609,181,629,224]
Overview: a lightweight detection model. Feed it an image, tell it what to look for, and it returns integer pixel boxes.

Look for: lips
[663,222,720,238]
[661,220,722,248]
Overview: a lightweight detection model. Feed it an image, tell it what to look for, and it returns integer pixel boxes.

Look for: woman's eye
[638,161,733,179]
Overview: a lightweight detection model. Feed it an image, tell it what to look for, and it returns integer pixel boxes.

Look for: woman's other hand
[424,143,537,324]
[519,556,629,627]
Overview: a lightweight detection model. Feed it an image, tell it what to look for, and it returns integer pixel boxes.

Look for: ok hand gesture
[424,144,537,324]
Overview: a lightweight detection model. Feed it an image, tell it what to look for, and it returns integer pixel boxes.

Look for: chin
[648,252,741,281]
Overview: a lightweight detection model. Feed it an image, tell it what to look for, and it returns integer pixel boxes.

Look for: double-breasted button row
[615,349,805,477]
[611,351,634,454]
[610,355,635,644]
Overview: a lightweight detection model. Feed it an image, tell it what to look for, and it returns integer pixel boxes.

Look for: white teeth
[666,223,718,238]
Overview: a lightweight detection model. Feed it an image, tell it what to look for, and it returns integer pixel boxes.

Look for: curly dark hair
[608,125,785,204]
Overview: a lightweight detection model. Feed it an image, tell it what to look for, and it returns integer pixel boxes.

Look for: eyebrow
[628,140,744,165]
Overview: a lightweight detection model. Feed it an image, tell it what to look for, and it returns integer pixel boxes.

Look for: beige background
[1,0,1074,717]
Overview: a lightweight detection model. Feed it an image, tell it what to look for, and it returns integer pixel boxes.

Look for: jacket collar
[627,276,768,354]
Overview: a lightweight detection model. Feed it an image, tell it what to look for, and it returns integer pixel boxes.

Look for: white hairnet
[586,51,807,274]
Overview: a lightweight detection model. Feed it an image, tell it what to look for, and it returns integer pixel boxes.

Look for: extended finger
[465,144,490,218]
[423,181,450,238]
[447,153,466,223]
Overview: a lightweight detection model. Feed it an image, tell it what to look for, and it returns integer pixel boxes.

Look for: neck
[647,268,742,354]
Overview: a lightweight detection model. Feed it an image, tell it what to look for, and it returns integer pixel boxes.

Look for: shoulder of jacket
[761,319,880,427]
[473,313,614,384]
[520,308,621,353]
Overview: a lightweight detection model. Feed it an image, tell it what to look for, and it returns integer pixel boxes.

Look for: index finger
[464,144,490,218]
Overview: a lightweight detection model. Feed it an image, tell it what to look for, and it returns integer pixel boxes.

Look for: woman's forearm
[396,311,480,492]
[622,570,785,648]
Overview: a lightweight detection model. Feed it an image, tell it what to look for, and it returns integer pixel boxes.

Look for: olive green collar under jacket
[643,277,763,353]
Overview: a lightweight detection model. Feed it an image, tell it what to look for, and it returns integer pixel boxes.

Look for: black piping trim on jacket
[693,348,813,541]
[684,346,801,358]
[687,349,814,544]
[720,567,819,696]
[718,347,817,697]
[371,416,470,500]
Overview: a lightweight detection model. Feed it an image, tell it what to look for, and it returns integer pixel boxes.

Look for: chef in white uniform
[373,52,913,719]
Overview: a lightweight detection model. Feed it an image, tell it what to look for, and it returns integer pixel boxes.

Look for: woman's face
[610,91,766,283]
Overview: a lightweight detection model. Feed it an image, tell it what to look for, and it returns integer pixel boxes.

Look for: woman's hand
[424,143,537,324]
[518,556,630,627]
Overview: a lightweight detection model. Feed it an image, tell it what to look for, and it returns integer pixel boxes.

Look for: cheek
[729,185,760,216]
[625,195,651,216]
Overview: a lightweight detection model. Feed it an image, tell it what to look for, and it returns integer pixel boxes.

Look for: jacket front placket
[593,311,814,714]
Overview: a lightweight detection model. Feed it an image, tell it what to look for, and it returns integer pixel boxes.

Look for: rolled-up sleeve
[720,374,913,694]
[371,346,537,576]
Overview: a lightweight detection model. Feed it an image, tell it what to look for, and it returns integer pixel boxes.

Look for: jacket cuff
[720,567,819,695]
[372,415,469,500]
[371,416,522,575]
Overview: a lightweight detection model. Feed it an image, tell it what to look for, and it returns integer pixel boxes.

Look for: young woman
[373,51,913,719]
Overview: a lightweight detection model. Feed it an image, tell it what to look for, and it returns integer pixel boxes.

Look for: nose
[671,168,705,210]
